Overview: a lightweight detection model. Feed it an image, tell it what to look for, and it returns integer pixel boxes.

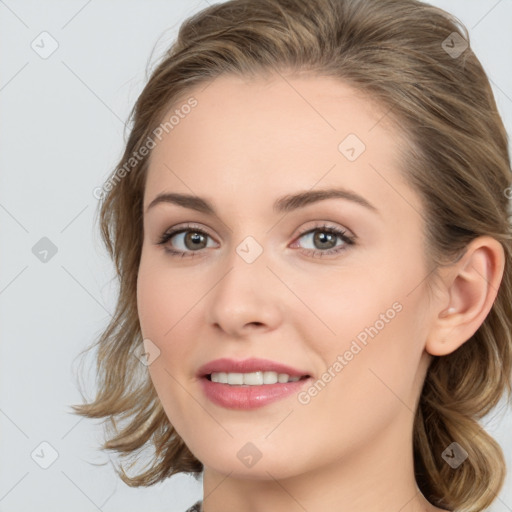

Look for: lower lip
[200,376,311,409]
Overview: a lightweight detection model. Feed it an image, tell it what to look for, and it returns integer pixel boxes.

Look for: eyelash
[156,222,356,259]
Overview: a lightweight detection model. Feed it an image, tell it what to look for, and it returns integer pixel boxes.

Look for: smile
[209,371,303,385]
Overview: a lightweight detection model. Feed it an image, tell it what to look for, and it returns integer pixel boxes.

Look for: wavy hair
[71,0,512,510]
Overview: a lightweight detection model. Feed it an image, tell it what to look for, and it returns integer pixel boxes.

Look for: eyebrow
[145,187,379,216]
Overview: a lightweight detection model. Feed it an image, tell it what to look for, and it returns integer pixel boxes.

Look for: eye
[156,222,356,258]
[291,223,356,258]
[156,223,216,258]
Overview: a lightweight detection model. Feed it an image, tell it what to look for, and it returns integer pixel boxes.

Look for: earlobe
[425,236,505,357]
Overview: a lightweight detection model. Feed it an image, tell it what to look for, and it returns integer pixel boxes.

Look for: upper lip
[197,357,311,378]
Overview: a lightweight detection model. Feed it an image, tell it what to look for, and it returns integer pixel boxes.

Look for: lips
[196,357,311,379]
[197,357,312,409]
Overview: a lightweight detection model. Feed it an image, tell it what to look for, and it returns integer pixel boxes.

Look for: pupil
[315,231,335,249]
[187,232,205,249]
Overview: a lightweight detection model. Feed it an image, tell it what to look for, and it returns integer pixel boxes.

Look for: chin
[195,445,307,480]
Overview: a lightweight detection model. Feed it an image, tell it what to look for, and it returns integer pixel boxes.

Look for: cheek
[137,253,190,342]
[136,255,201,387]
[136,260,195,428]
[301,301,424,455]
[309,262,428,405]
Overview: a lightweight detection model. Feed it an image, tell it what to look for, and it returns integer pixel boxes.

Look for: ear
[425,236,505,357]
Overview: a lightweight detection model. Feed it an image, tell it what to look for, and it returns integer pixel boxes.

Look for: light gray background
[1,1,511,511]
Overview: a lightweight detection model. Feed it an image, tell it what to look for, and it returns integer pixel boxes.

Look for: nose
[205,246,283,339]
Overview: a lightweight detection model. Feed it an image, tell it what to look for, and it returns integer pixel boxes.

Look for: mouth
[197,358,313,409]
[197,356,312,380]
[204,371,311,385]
[200,372,312,409]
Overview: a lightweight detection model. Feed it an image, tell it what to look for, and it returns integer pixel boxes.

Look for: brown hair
[71,0,512,510]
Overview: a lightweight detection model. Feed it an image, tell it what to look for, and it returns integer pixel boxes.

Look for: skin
[136,73,505,512]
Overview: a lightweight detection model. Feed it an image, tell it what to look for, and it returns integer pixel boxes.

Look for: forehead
[143,73,414,217]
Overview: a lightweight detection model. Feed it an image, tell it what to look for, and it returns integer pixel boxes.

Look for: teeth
[210,371,302,385]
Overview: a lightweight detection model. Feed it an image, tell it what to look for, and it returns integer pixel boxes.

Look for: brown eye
[181,231,208,250]
[310,230,338,250]
[292,224,356,258]
[157,226,216,257]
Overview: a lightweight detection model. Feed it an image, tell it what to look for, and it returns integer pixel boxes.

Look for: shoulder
[184,500,202,512]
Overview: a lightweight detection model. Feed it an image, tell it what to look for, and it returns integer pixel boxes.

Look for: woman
[72,0,512,511]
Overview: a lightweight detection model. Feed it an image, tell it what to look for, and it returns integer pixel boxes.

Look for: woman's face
[137,73,437,478]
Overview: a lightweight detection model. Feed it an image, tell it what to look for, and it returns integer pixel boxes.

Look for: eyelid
[294,221,355,240]
[156,222,219,252]
[158,220,354,243]
[161,222,217,239]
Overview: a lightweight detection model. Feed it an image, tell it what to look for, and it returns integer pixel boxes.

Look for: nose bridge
[206,232,282,333]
